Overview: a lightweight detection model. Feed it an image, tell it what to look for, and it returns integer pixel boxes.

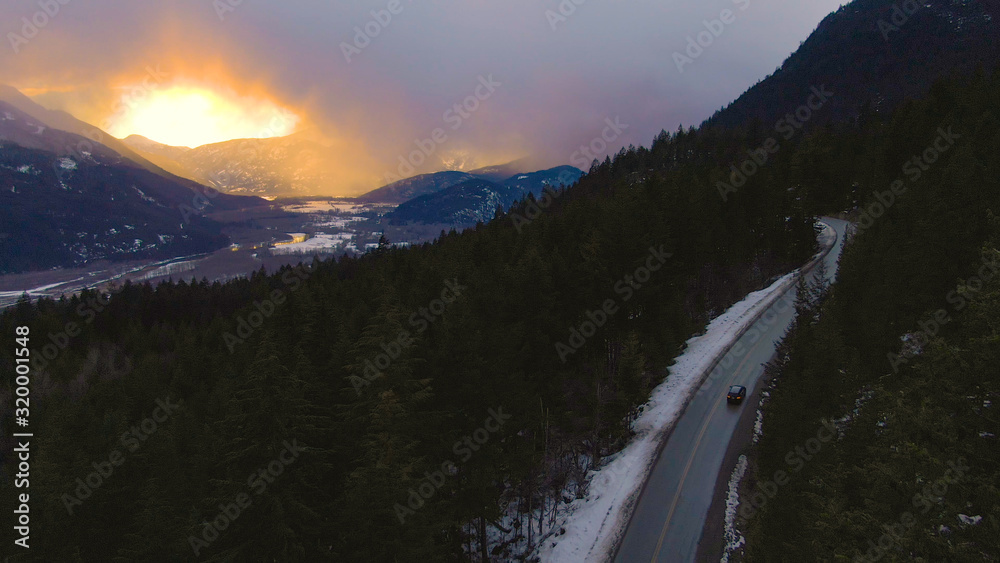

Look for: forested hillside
[3,40,997,563]
[0,107,819,560]
[3,65,997,563]
[704,0,998,130]
[737,72,999,560]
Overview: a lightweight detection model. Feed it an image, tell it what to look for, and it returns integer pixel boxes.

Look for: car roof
[729,385,744,392]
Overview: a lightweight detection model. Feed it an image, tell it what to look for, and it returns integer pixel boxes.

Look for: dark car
[727,385,747,404]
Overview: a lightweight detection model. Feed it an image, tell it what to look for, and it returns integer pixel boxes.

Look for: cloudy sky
[1,0,846,194]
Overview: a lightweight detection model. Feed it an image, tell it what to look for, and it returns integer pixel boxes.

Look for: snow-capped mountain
[0,100,247,274]
[124,129,339,197]
[355,170,480,205]
[386,166,582,226]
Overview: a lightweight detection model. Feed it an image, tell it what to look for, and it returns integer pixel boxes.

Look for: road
[613,218,848,563]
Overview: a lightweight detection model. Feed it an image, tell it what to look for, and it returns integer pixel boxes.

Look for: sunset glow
[104,84,299,148]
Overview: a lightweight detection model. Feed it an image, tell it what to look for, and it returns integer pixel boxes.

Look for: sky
[1,0,846,195]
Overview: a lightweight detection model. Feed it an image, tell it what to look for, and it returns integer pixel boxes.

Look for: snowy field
[309,216,366,229]
[269,233,353,255]
[280,200,342,213]
[280,200,370,215]
[134,260,198,281]
[0,278,85,299]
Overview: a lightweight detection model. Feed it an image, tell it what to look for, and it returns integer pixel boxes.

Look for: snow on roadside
[751,408,764,444]
[721,454,748,562]
[538,270,797,563]
[957,514,982,526]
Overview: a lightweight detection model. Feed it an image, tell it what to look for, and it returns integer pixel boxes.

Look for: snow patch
[957,514,982,526]
[538,271,798,563]
[135,259,197,281]
[309,216,365,229]
[721,454,748,562]
[752,408,764,444]
[270,232,352,255]
[133,187,157,203]
[830,388,875,439]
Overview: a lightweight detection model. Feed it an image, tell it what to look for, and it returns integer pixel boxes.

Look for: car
[727,385,747,404]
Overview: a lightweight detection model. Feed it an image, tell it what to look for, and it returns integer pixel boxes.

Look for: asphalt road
[613,218,848,563]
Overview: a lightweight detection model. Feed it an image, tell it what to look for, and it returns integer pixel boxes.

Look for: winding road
[613,218,848,563]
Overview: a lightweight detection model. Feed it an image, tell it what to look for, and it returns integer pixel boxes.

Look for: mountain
[386,166,583,225]
[704,0,999,130]
[0,84,202,185]
[6,1,1000,561]
[123,129,339,197]
[357,162,582,206]
[466,157,539,182]
[386,179,506,225]
[123,134,192,159]
[0,85,263,212]
[502,165,583,201]
[355,170,479,204]
[0,102,124,162]
[0,101,236,273]
[126,131,535,199]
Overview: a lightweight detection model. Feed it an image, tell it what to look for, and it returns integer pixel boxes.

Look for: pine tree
[195,332,322,561]
[334,293,437,558]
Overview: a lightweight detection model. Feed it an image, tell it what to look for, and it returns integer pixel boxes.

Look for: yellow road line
[649,329,771,562]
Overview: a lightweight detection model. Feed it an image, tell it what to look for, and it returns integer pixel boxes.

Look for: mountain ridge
[702,0,999,130]
[0,101,232,273]
[386,165,583,225]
